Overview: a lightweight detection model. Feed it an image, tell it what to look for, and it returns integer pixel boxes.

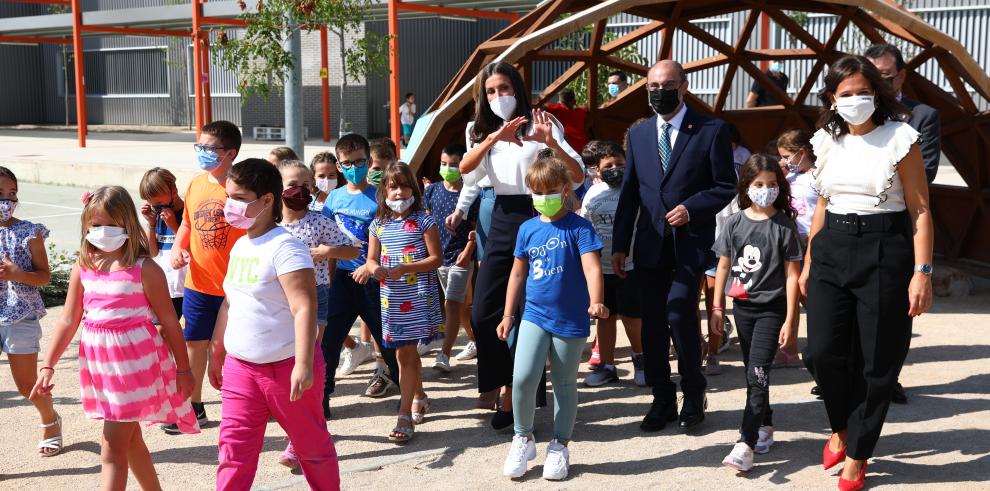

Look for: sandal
[411,396,431,424]
[389,414,414,443]
[38,415,63,457]
[476,389,498,410]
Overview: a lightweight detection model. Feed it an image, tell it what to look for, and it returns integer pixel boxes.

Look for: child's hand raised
[141,203,157,226]
[588,303,610,319]
[160,207,179,232]
[496,316,512,341]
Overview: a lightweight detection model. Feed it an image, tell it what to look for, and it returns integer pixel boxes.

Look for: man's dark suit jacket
[902,97,940,183]
[613,108,737,270]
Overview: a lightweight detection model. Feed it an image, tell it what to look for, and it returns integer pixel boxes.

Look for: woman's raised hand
[523,109,555,146]
[493,116,527,146]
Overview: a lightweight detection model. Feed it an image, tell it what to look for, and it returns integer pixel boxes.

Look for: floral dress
[371,211,443,348]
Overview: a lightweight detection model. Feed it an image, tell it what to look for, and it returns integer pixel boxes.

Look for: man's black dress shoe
[640,398,678,432]
[678,393,707,430]
[891,382,908,404]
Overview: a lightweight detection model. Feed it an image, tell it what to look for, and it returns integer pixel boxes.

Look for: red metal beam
[78,25,190,37]
[200,16,247,27]
[759,11,770,72]
[320,25,331,142]
[70,0,85,147]
[389,0,401,147]
[192,0,203,139]
[396,1,518,21]
[0,35,70,44]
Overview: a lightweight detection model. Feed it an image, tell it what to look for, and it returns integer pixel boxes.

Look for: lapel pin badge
[688,124,693,129]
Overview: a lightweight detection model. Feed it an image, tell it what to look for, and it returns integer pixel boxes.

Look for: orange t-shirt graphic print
[183,173,246,296]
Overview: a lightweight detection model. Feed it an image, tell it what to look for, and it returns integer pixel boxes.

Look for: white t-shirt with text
[580,182,633,275]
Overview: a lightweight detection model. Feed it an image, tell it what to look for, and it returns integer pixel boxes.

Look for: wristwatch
[914,264,933,276]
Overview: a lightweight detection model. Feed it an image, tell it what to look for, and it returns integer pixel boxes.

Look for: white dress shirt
[656,103,688,152]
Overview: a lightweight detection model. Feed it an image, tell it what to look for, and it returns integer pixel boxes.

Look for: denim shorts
[316,283,329,327]
[182,288,225,341]
[438,262,473,304]
[0,315,42,354]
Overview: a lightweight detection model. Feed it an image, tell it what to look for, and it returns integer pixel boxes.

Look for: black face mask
[649,87,681,116]
[600,167,624,188]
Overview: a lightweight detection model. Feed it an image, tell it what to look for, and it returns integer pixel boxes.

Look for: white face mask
[315,177,336,193]
[385,196,415,214]
[86,226,128,252]
[834,95,876,126]
[489,95,517,121]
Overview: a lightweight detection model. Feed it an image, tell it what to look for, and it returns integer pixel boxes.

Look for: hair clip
[80,191,92,205]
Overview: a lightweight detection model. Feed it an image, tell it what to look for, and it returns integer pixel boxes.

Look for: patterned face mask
[0,199,17,221]
[747,186,780,209]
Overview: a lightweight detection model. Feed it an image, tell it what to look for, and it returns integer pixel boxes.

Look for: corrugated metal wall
[366,17,510,137]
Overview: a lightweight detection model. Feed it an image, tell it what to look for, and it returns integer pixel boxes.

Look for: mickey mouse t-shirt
[713,210,802,304]
[514,212,603,338]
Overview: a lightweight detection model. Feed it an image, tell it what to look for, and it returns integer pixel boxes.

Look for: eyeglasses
[339,158,368,169]
[193,143,228,153]
[648,81,683,91]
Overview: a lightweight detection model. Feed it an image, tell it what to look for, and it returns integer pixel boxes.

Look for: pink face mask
[223,197,265,230]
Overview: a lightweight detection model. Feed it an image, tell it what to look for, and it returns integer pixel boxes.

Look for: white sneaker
[417,340,433,356]
[542,439,570,480]
[754,425,774,454]
[502,435,536,478]
[455,341,478,361]
[433,352,452,373]
[722,442,754,471]
[339,340,373,375]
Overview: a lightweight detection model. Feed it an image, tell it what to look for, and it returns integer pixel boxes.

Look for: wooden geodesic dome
[411,0,990,267]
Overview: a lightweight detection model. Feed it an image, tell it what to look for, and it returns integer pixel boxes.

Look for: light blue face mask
[607,83,620,97]
[769,61,783,73]
[197,149,221,171]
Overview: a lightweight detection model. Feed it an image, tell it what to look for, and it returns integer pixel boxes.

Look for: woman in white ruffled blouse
[800,55,932,490]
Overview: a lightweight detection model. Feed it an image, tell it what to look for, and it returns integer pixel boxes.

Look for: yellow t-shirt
[182,173,246,296]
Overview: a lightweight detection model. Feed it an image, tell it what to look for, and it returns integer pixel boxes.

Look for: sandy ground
[1,293,989,490]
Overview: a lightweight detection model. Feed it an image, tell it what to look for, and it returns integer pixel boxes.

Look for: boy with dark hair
[162,120,246,433]
[368,138,398,187]
[580,140,645,387]
[423,142,479,371]
[321,134,399,409]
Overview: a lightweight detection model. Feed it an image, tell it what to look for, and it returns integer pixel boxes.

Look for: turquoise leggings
[512,320,586,444]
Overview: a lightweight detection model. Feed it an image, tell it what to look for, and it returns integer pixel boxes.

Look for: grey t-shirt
[713,210,803,304]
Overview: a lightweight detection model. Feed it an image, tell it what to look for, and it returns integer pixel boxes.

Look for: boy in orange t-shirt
[161,120,246,434]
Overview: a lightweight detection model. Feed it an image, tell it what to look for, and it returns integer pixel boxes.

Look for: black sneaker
[193,402,208,426]
[364,368,395,398]
[161,423,181,435]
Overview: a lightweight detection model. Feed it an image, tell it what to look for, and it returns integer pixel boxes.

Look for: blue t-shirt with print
[154,211,182,253]
[513,212,602,338]
[322,185,378,271]
[423,182,479,266]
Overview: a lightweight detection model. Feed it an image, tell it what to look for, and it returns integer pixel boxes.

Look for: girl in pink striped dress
[32,186,197,490]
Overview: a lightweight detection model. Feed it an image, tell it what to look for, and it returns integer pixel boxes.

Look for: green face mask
[532,192,564,217]
[439,165,461,183]
[367,169,384,186]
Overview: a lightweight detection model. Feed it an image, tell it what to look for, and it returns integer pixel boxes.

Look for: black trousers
[807,211,913,459]
[734,298,784,448]
[636,240,707,402]
[472,195,532,393]
[322,268,399,399]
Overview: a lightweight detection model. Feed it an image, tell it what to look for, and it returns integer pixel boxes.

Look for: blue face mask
[342,165,369,185]
[197,149,221,171]
[769,61,783,73]
[607,83,620,97]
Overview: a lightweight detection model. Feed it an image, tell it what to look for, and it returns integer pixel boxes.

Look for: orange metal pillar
[70,0,86,147]
[388,0,401,147]
[760,12,770,72]
[202,35,213,124]
[320,25,331,142]
[192,0,204,139]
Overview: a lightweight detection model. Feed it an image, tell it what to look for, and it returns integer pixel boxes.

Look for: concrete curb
[5,158,200,196]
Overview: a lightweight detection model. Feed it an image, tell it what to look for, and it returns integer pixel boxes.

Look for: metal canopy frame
[413,0,990,267]
[0,0,534,147]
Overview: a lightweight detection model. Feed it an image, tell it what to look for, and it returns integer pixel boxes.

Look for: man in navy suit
[612,60,737,432]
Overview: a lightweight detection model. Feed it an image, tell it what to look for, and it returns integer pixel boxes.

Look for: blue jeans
[512,320,585,444]
[475,187,495,260]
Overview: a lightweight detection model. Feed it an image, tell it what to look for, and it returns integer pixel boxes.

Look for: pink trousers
[216,353,340,491]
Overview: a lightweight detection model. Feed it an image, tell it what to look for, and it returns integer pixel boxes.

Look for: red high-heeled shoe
[823,439,846,470]
[838,462,867,491]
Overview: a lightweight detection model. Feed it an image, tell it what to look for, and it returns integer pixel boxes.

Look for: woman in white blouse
[459,61,584,429]
[801,56,932,490]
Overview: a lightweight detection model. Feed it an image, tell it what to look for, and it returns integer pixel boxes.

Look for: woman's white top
[811,121,919,215]
[462,120,583,196]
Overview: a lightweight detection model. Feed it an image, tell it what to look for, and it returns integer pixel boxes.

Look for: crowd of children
[0,107,869,488]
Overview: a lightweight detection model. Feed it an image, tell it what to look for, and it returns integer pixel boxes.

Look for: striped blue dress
[371,211,443,348]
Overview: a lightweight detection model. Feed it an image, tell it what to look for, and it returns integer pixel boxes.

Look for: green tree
[553,27,647,107]
[216,0,391,133]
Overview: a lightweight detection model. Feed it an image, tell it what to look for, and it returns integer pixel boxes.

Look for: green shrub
[40,244,77,308]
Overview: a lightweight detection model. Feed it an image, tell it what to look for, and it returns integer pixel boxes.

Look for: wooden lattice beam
[658,1,684,61]
[795,6,853,105]
[715,7,760,112]
[602,20,664,55]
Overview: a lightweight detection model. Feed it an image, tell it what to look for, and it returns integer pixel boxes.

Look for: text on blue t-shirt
[513,212,603,338]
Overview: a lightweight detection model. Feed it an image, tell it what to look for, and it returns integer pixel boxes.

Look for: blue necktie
[659,122,672,174]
